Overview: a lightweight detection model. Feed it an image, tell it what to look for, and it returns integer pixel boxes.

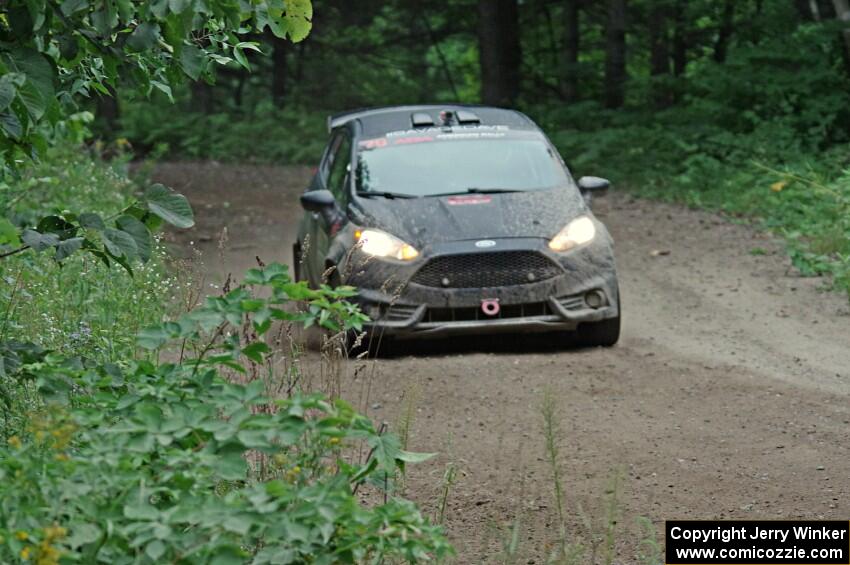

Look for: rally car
[294,105,620,346]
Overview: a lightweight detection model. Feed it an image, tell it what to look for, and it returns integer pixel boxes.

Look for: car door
[305,128,352,286]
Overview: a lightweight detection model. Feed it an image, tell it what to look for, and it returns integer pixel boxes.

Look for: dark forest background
[105,0,850,159]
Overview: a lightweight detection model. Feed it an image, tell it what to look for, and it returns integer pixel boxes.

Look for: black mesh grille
[426,302,552,322]
[410,251,562,288]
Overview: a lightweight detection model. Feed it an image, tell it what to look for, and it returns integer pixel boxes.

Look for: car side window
[326,132,352,204]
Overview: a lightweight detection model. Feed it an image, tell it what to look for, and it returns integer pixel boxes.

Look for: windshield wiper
[428,187,525,197]
[465,187,523,194]
[356,191,417,199]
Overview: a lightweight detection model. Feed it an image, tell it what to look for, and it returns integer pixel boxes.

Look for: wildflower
[8,435,22,449]
[770,180,788,192]
[43,525,67,540]
[328,437,340,445]
[15,530,29,541]
[20,546,31,560]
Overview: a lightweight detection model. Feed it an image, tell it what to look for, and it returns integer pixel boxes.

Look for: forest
[1,0,849,562]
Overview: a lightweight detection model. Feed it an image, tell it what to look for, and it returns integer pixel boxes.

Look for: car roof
[328,104,537,136]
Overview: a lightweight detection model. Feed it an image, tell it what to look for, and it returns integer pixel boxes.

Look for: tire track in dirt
[155,163,850,563]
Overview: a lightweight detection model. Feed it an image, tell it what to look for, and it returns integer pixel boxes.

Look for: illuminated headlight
[355,229,419,261]
[548,216,596,252]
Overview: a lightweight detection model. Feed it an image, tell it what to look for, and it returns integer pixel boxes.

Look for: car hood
[349,187,588,246]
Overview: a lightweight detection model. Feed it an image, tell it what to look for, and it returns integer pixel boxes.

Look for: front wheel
[577,292,621,347]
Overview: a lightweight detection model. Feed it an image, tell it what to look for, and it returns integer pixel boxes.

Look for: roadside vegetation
[1,0,451,561]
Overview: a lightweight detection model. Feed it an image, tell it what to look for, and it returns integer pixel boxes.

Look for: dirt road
[154,162,850,563]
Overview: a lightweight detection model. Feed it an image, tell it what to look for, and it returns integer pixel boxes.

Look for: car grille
[425,302,552,323]
[410,251,562,288]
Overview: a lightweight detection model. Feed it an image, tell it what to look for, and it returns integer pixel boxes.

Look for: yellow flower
[15,530,29,541]
[43,525,67,540]
[20,546,31,560]
[328,437,340,445]
[8,435,22,449]
[770,180,788,192]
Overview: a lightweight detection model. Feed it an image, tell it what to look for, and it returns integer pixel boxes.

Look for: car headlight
[355,229,419,260]
[548,216,596,252]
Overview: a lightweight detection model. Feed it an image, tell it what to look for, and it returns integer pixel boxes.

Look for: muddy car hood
[350,186,587,246]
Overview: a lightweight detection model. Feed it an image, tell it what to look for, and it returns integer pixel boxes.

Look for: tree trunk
[190,81,214,114]
[817,0,837,18]
[604,0,627,108]
[649,5,669,76]
[96,86,119,131]
[271,36,288,107]
[713,0,735,63]
[671,0,688,77]
[794,0,814,19]
[648,2,670,108]
[478,0,521,106]
[562,0,580,102]
[833,0,850,64]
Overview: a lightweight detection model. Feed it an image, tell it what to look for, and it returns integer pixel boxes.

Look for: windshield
[355,133,570,197]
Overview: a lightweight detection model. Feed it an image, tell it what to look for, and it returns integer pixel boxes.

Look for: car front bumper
[341,236,619,339]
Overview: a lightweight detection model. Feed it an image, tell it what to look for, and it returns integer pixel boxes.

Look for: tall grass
[1,144,181,363]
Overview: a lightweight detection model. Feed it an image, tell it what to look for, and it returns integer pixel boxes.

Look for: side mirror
[577,176,611,193]
[300,189,337,212]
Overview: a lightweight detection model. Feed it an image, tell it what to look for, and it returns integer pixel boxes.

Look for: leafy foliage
[0,264,451,563]
[2,181,192,272]
[0,0,313,169]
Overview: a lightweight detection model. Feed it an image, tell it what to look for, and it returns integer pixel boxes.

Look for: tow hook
[481,298,500,317]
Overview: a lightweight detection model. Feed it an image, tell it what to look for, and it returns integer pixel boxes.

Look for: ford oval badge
[475,240,496,248]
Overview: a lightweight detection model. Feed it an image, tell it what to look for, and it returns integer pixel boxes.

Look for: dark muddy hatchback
[294,105,620,346]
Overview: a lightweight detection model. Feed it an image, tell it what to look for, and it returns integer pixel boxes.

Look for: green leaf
[168,0,190,14]
[285,14,312,42]
[137,322,180,349]
[17,80,47,120]
[66,523,101,549]
[5,48,54,99]
[55,236,84,261]
[221,515,251,535]
[241,342,270,363]
[144,183,194,228]
[150,80,173,101]
[217,453,248,480]
[21,229,59,251]
[123,501,159,521]
[102,227,138,260]
[232,46,250,70]
[179,45,205,80]
[145,539,166,560]
[127,22,161,51]
[60,0,88,16]
[0,111,23,139]
[79,212,105,230]
[0,75,17,112]
[116,215,152,262]
[37,215,76,239]
[0,218,20,246]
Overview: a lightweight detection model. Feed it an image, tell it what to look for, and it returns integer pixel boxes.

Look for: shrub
[0,263,452,563]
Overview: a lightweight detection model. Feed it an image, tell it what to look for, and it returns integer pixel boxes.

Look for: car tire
[292,243,303,282]
[577,292,621,347]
